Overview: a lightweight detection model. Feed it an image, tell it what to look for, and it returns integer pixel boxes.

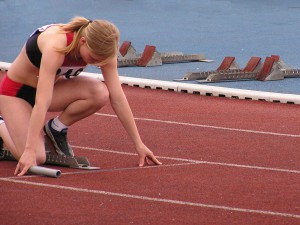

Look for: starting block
[45,152,100,170]
[136,45,162,67]
[119,41,137,58]
[0,136,100,170]
[175,56,240,81]
[216,56,239,71]
[0,148,100,170]
[178,54,299,83]
[263,55,300,80]
[0,149,100,170]
[44,135,100,170]
[117,41,210,67]
[199,56,263,82]
[255,56,280,81]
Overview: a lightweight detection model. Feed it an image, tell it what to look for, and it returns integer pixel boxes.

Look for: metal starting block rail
[281,69,300,78]
[117,41,211,67]
[0,149,100,170]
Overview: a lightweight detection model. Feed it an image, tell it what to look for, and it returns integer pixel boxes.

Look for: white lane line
[95,113,300,138]
[72,145,300,174]
[0,178,299,219]
[4,162,197,178]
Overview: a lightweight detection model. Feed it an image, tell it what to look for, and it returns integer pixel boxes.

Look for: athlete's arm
[101,57,162,166]
[15,33,65,176]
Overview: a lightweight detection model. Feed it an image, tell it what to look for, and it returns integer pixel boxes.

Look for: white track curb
[1,61,300,104]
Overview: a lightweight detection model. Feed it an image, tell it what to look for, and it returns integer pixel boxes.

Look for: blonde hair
[57,16,120,66]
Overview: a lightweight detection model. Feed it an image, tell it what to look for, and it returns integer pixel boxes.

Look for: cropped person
[0,17,162,176]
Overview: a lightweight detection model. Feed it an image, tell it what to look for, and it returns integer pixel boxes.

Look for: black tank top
[25,25,87,79]
[25,31,41,68]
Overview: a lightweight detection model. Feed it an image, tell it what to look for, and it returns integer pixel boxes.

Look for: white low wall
[1,61,300,104]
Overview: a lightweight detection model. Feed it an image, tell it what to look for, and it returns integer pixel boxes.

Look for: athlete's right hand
[14,151,37,176]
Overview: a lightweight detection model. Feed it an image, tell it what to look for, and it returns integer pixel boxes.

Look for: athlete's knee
[36,151,46,165]
[90,81,109,107]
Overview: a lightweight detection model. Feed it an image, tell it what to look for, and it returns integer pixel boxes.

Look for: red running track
[0,85,299,225]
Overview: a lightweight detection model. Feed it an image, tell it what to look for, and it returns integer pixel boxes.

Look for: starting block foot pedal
[43,135,100,170]
[118,41,139,59]
[0,149,100,170]
[217,56,239,71]
[136,45,162,67]
[45,152,100,170]
[255,56,284,81]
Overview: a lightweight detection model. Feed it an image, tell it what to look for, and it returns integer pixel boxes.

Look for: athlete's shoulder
[38,26,67,51]
[29,24,56,37]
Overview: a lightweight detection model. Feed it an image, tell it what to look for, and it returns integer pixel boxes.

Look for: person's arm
[101,57,162,166]
[15,37,65,176]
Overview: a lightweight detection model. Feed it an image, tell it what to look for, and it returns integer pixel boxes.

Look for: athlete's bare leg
[49,76,109,125]
[0,120,16,152]
[0,96,46,164]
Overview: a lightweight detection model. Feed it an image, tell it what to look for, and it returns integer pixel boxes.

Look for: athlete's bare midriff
[7,26,69,88]
[7,45,40,87]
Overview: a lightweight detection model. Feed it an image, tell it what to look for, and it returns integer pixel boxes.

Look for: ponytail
[57,16,120,65]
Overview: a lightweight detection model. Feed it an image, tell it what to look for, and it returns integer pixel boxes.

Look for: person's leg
[0,116,16,152]
[0,95,46,164]
[49,76,109,124]
[45,76,109,156]
[0,72,17,153]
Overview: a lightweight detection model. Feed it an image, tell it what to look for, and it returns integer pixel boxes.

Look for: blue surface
[1,0,300,94]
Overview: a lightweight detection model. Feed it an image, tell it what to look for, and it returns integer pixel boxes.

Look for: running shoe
[43,119,74,157]
[0,137,3,151]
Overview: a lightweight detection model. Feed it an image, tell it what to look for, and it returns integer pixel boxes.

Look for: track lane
[1,85,299,225]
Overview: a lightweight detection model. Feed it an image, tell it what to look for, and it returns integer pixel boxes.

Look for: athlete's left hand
[136,143,162,167]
